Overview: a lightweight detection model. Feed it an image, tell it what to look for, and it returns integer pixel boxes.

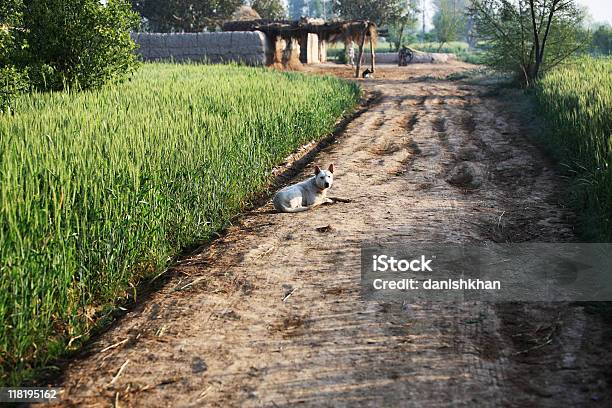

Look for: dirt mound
[446,161,484,188]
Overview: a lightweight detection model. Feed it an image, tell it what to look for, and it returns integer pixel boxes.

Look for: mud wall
[131,31,272,65]
[361,52,457,65]
[271,37,302,68]
[362,52,399,64]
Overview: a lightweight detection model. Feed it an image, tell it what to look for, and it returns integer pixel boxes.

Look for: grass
[534,56,611,240]
[0,62,360,385]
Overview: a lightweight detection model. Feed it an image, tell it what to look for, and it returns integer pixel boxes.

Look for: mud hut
[222,19,378,77]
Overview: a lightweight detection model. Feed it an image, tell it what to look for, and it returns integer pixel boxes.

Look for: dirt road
[44,63,611,407]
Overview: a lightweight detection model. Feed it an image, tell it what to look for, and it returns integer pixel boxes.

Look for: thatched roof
[232,6,261,21]
[222,19,377,43]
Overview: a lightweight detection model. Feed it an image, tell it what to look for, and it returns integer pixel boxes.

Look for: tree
[252,0,286,20]
[432,0,467,50]
[0,0,24,64]
[590,24,612,55]
[469,0,586,86]
[309,0,324,18]
[1,1,25,111]
[232,5,261,21]
[288,0,307,19]
[2,0,139,110]
[14,0,139,90]
[130,0,242,32]
[0,0,22,25]
[333,0,406,27]
[387,0,419,51]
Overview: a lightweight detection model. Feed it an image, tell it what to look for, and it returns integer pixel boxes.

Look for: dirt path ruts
[42,63,610,407]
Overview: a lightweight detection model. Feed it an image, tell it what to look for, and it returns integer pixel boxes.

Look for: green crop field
[535,56,612,240]
[0,63,360,385]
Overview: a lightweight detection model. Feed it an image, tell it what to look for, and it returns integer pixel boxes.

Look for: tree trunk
[527,0,561,84]
[369,31,376,73]
[534,0,560,81]
[355,28,367,78]
[395,22,406,52]
[528,0,541,84]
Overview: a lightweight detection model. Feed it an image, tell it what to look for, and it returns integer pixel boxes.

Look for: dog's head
[314,164,334,190]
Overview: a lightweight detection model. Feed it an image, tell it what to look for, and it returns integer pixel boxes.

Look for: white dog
[273,164,335,213]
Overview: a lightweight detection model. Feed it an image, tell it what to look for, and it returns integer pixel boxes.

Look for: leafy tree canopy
[333,0,407,27]
[469,0,587,86]
[131,0,242,32]
[252,0,287,20]
[432,0,467,47]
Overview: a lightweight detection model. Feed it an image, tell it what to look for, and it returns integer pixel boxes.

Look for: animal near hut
[222,19,378,77]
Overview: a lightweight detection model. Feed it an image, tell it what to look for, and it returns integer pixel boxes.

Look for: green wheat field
[536,56,612,240]
[0,63,359,384]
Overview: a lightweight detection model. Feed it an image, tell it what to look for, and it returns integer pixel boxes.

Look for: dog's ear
[314,165,321,175]
[328,164,334,174]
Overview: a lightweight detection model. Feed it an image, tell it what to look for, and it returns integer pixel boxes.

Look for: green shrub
[0,65,29,112]
[327,47,347,63]
[589,24,612,56]
[14,0,140,90]
[2,1,140,106]
[1,5,25,111]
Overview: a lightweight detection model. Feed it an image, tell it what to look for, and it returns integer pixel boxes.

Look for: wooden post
[299,33,308,64]
[369,26,375,73]
[355,25,367,78]
[283,37,292,67]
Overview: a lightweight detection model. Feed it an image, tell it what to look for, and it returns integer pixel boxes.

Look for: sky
[577,0,612,25]
[417,0,612,29]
